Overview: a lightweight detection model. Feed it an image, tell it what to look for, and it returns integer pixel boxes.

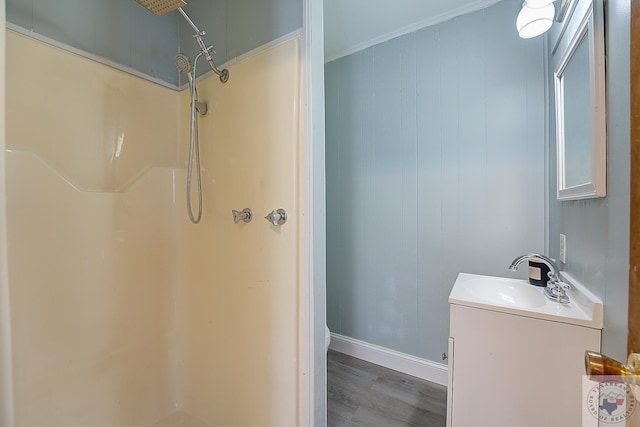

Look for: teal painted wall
[6,0,179,85]
[548,0,630,362]
[325,0,547,363]
[6,0,302,87]
[177,0,302,84]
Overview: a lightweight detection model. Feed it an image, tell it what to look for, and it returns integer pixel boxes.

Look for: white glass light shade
[525,0,555,8]
[516,3,555,38]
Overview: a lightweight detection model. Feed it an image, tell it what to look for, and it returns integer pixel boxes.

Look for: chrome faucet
[509,253,571,303]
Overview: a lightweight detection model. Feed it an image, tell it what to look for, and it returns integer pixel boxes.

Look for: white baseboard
[328,333,448,386]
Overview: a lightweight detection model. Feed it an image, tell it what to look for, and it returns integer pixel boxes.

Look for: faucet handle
[264,209,287,226]
[544,276,571,303]
[558,281,571,291]
[547,272,571,291]
[232,208,252,224]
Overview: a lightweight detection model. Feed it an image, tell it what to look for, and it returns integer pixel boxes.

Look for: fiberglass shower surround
[135,0,229,224]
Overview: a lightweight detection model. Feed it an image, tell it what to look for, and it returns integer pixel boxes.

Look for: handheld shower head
[174,53,193,85]
[174,53,192,74]
[134,0,186,16]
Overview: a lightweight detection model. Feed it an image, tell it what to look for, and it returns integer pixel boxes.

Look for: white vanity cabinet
[446,273,603,427]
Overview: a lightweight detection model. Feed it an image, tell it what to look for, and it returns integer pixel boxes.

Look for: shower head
[175,53,193,86]
[137,0,230,85]
[174,53,192,74]
[134,0,187,16]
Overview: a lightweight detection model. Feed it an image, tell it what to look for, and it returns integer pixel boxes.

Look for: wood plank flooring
[327,350,447,427]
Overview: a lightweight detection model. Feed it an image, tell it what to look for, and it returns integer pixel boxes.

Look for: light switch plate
[560,234,567,264]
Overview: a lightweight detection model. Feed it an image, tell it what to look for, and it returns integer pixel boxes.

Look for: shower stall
[0,0,325,425]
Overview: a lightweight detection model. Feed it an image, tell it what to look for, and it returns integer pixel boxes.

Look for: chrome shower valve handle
[232,208,252,224]
[264,209,287,226]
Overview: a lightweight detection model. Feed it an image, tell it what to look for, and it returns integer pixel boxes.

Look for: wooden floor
[327,350,447,427]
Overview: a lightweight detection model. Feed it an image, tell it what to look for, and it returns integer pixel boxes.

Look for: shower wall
[5,29,180,424]
[4,26,303,425]
[0,1,11,424]
[173,36,302,426]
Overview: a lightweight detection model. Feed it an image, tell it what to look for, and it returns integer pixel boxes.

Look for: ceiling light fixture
[516,1,556,39]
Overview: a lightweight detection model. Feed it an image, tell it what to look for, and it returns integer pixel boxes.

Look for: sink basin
[449,272,603,328]
[465,277,546,308]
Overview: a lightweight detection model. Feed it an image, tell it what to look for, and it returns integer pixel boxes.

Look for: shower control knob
[232,208,252,224]
[264,209,287,226]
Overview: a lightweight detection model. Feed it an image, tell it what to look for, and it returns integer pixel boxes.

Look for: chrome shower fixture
[134,0,230,83]
[174,53,207,115]
[134,0,186,16]
[174,51,208,224]
[135,0,229,225]
[174,53,192,76]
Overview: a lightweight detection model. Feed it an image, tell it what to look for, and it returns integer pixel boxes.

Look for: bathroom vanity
[446,273,603,427]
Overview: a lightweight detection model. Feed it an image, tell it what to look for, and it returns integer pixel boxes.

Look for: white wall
[305,0,328,424]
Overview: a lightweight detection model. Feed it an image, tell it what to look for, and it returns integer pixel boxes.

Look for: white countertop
[449,272,603,329]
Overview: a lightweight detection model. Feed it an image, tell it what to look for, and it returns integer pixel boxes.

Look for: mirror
[554,0,606,200]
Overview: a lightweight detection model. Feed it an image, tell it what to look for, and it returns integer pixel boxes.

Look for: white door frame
[1,0,16,424]
[300,0,326,426]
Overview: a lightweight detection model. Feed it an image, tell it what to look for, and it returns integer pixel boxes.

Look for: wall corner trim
[329,334,448,386]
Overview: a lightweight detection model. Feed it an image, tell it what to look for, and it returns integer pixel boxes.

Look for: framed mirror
[554,0,606,201]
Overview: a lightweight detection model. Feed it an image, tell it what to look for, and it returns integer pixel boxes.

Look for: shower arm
[178,8,229,83]
[177,7,201,34]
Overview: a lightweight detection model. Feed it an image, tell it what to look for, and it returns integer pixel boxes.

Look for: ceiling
[324,0,504,62]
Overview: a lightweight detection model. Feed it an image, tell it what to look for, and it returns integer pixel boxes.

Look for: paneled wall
[548,0,630,361]
[5,0,303,87]
[6,0,179,85]
[5,30,179,425]
[177,0,302,84]
[325,0,547,363]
